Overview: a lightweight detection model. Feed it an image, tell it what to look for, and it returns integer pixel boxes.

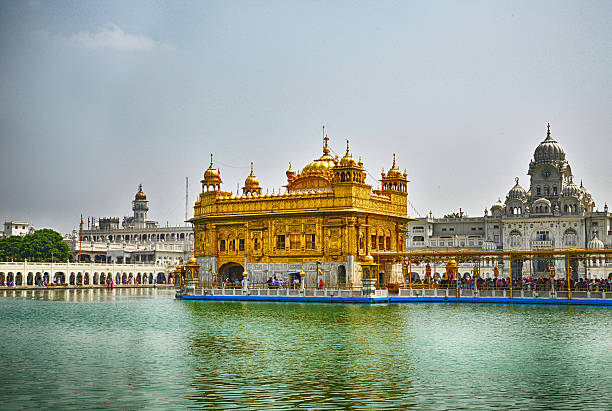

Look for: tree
[0,229,70,262]
[0,236,24,261]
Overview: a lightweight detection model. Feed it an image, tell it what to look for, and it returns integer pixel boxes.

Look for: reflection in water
[0,290,610,409]
[184,302,416,409]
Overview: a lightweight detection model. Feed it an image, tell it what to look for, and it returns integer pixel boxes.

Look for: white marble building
[65,185,194,266]
[2,221,33,238]
[407,124,611,280]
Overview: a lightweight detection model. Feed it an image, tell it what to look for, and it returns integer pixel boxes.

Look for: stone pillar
[362,278,376,298]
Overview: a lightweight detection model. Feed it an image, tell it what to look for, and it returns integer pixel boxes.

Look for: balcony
[531,240,553,248]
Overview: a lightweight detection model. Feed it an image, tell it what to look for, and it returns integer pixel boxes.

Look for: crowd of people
[408,276,612,291]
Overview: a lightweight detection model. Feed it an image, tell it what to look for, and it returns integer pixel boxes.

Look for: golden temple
[189,135,412,287]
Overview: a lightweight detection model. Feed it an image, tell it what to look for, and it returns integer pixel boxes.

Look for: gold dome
[387,154,402,178]
[187,256,198,265]
[362,254,375,264]
[135,184,147,200]
[339,140,357,167]
[244,162,260,188]
[446,259,458,268]
[302,135,336,174]
[203,154,222,182]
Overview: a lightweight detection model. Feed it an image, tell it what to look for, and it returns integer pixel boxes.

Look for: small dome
[135,184,147,200]
[339,140,357,167]
[588,234,604,250]
[534,197,551,207]
[244,162,260,188]
[361,254,374,264]
[507,177,527,201]
[534,123,566,163]
[563,177,580,198]
[491,199,505,210]
[187,256,198,265]
[387,154,402,178]
[446,259,458,268]
[203,154,221,182]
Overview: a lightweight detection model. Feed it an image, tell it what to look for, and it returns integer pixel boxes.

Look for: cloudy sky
[1,0,611,233]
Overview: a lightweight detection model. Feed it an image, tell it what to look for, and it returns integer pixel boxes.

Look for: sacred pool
[0,288,610,409]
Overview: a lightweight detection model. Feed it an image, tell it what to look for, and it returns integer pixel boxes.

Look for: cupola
[562,176,580,198]
[380,154,408,193]
[243,162,262,195]
[135,184,147,200]
[507,177,527,201]
[333,140,366,184]
[534,123,566,163]
[202,154,222,192]
[587,234,604,250]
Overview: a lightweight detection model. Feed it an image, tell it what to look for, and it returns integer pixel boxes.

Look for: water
[0,289,610,410]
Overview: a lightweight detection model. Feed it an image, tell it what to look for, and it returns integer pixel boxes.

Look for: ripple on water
[0,290,611,409]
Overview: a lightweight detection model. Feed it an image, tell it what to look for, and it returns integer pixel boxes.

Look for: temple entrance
[218,262,244,284]
[337,265,346,285]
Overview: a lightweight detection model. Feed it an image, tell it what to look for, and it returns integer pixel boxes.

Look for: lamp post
[549,265,556,297]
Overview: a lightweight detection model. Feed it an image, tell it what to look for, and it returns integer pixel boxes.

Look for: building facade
[407,124,611,280]
[191,137,411,287]
[2,221,33,238]
[65,185,194,266]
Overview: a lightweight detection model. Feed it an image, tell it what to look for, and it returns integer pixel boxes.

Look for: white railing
[532,240,553,247]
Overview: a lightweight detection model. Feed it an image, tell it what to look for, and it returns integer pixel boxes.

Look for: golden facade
[190,137,411,286]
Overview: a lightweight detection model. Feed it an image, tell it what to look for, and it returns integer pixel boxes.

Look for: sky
[1,0,611,234]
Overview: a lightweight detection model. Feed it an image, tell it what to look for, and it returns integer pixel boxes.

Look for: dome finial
[323,133,330,155]
[547,122,551,138]
[580,179,583,188]
[210,153,214,166]
[346,139,350,155]
[515,177,519,184]
[250,161,254,175]
[393,153,396,167]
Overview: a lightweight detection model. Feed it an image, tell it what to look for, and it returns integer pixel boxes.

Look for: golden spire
[323,134,330,155]
[346,139,350,155]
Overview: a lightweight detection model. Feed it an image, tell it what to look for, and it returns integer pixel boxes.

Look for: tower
[133,184,149,228]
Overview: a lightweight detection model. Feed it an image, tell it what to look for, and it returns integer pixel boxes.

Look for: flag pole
[79,214,83,263]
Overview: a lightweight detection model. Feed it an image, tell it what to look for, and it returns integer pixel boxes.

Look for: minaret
[133,184,149,228]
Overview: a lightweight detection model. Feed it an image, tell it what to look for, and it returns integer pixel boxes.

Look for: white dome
[534,124,566,163]
[491,199,505,210]
[588,235,604,250]
[507,177,527,201]
[563,179,580,198]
